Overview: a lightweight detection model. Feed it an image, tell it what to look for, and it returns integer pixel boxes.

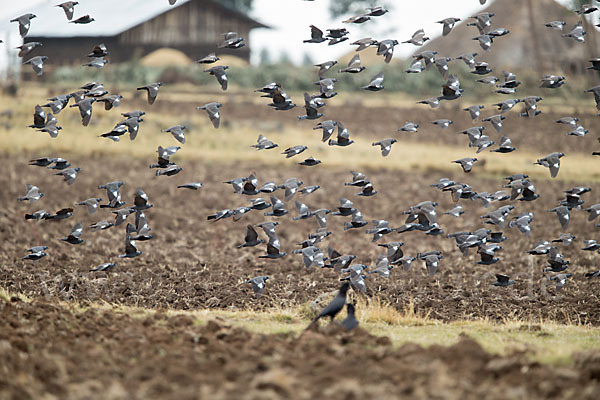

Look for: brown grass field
[1,82,600,398]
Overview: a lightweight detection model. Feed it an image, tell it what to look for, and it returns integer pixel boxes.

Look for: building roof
[20,0,267,38]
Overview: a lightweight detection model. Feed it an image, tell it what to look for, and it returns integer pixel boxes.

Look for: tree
[215,0,253,13]
[329,0,390,18]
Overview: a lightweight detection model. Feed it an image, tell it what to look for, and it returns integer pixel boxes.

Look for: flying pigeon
[339,54,365,73]
[403,29,429,46]
[69,98,96,126]
[16,41,42,57]
[137,82,163,104]
[23,56,48,76]
[55,167,80,185]
[534,152,565,178]
[304,25,327,43]
[161,125,186,144]
[60,223,84,245]
[70,15,95,24]
[197,53,219,64]
[18,184,44,202]
[361,72,384,91]
[197,102,223,128]
[204,65,229,90]
[437,17,461,36]
[372,138,397,156]
[10,13,36,37]
[90,262,117,272]
[492,274,514,287]
[245,276,269,297]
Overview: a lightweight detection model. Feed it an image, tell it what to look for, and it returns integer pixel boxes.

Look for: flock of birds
[9,0,600,329]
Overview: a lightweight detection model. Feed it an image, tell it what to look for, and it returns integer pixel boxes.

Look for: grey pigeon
[545,21,566,30]
[55,167,80,185]
[88,220,114,231]
[540,75,566,89]
[69,98,96,126]
[162,124,186,144]
[245,276,269,297]
[252,134,278,150]
[399,121,419,132]
[418,252,443,276]
[16,41,42,57]
[372,138,397,156]
[299,185,320,196]
[357,182,376,197]
[361,72,384,91]
[97,94,123,110]
[178,182,203,190]
[197,52,219,64]
[444,205,464,217]
[432,119,452,128]
[76,197,102,214]
[483,114,506,133]
[23,56,47,76]
[350,37,377,52]
[10,13,36,37]
[417,97,439,108]
[313,120,338,142]
[315,60,337,78]
[339,54,365,73]
[99,181,125,208]
[464,105,484,120]
[70,15,94,24]
[155,165,182,177]
[508,212,534,236]
[552,233,576,247]
[438,75,463,101]
[368,255,393,278]
[328,122,354,146]
[453,158,478,173]
[264,196,288,217]
[205,65,229,90]
[549,273,573,291]
[402,29,429,46]
[534,152,565,178]
[137,82,163,104]
[491,136,516,153]
[37,113,62,138]
[562,21,586,42]
[218,32,245,49]
[437,17,461,36]
[60,223,84,245]
[298,93,323,120]
[197,102,223,128]
[299,156,321,166]
[344,210,368,230]
[119,229,142,258]
[83,57,107,68]
[90,262,117,272]
[282,145,307,158]
[259,236,286,259]
[18,184,44,202]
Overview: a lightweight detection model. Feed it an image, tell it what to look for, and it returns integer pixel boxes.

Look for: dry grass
[3,289,591,366]
[1,86,599,183]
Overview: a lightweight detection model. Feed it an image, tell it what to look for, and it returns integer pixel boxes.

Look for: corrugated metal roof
[15,0,265,38]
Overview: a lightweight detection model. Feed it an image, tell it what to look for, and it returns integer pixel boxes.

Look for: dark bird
[87,43,108,57]
[340,303,359,331]
[70,14,95,24]
[197,102,223,128]
[312,282,350,323]
[10,13,36,37]
[237,225,265,248]
[137,82,163,105]
[304,25,326,43]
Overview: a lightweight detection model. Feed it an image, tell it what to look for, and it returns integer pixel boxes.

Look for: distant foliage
[215,0,253,13]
